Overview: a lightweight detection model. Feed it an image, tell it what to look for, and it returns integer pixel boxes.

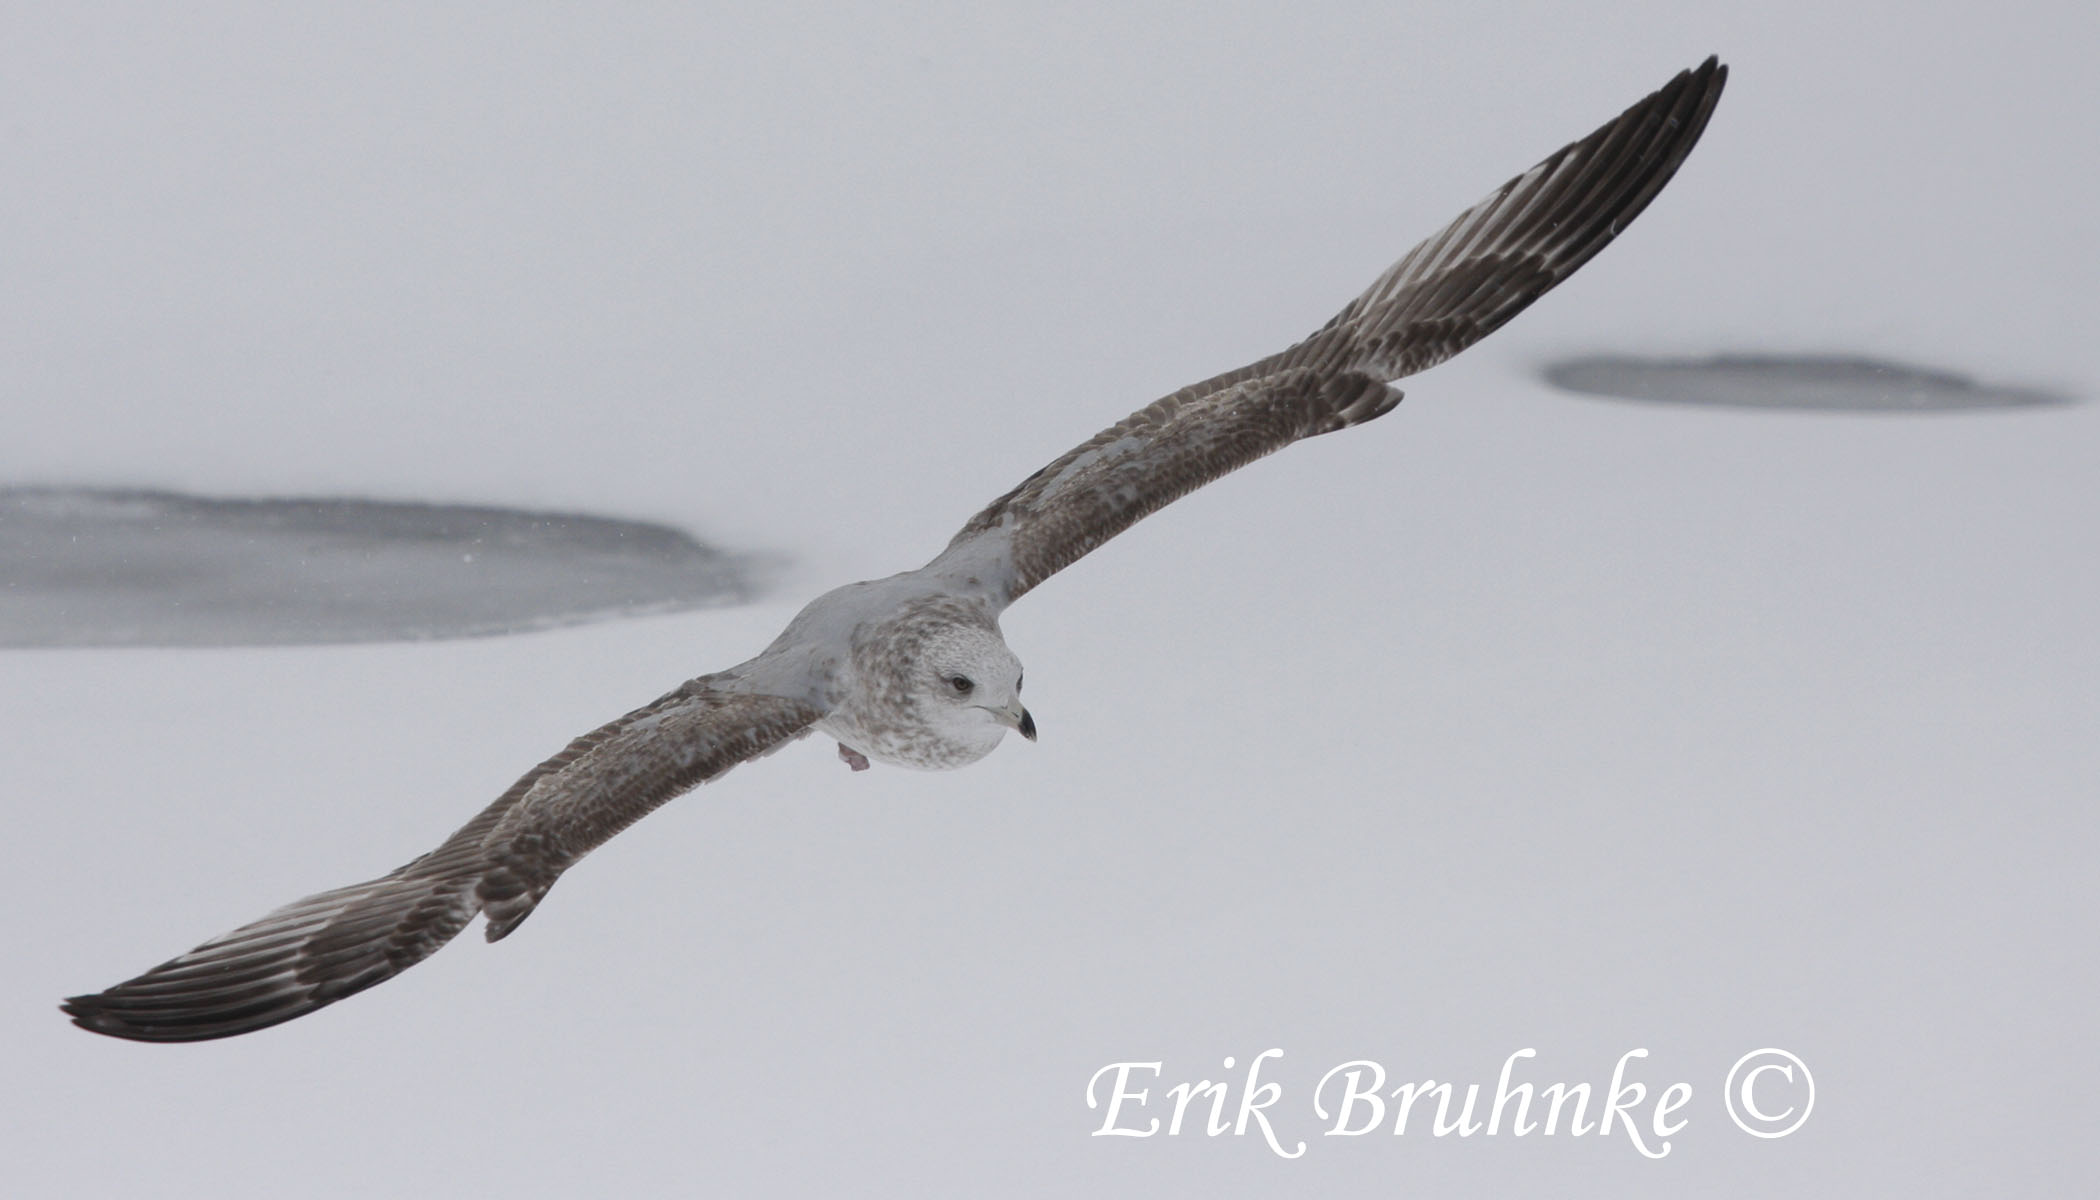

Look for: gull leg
[837,742,870,772]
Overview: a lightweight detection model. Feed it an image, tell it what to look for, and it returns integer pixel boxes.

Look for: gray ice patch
[1542,354,2072,412]
[0,488,768,647]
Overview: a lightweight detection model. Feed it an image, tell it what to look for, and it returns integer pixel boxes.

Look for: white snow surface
[4,3,2095,1197]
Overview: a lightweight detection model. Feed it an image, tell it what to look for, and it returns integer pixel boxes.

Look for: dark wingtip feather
[61,991,316,1044]
[1314,55,1729,380]
[57,875,477,1043]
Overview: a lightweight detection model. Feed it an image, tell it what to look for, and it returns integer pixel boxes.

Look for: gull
[64,58,1727,1041]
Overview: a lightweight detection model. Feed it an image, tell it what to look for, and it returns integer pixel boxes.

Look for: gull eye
[948,675,974,695]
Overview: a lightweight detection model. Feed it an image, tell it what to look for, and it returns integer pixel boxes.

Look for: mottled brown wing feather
[62,684,821,1043]
[948,58,1726,605]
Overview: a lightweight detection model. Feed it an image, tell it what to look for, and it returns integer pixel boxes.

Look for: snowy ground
[4,4,2095,1197]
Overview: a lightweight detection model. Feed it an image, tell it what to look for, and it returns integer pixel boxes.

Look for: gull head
[920,621,1033,749]
[828,596,1035,771]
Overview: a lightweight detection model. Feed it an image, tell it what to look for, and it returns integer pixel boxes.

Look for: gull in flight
[65,58,1727,1041]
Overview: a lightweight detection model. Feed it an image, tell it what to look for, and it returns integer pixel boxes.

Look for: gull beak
[998,700,1037,742]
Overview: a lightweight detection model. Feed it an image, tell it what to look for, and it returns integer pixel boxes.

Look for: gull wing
[63,683,821,1042]
[942,58,1726,606]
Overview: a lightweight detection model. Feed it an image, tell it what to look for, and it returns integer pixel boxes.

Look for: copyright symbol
[1724,1048,1814,1138]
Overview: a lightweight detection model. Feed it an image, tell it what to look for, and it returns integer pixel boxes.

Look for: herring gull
[64,57,1727,1041]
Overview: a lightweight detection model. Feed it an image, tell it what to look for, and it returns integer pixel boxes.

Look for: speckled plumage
[820,596,1021,770]
[64,59,1725,1042]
